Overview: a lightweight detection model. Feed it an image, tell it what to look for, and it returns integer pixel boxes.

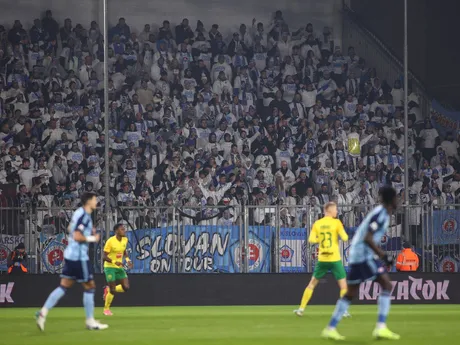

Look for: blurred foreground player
[36,192,108,331]
[322,186,399,341]
[294,202,350,317]
[103,224,132,315]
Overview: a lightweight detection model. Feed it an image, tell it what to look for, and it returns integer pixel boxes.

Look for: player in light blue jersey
[322,186,400,341]
[36,192,108,331]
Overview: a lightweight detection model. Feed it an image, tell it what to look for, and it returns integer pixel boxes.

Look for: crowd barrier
[0,203,459,274]
[0,273,458,307]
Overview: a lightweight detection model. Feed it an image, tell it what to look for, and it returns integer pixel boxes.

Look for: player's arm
[71,217,100,243]
[337,220,349,242]
[124,250,133,269]
[308,223,319,244]
[103,251,114,263]
[73,230,100,243]
[103,239,121,266]
[364,231,385,258]
[103,239,113,263]
[364,217,392,265]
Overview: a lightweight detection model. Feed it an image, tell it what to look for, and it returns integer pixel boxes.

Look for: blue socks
[328,298,351,328]
[377,290,391,324]
[327,290,392,330]
[42,286,67,314]
[83,288,95,320]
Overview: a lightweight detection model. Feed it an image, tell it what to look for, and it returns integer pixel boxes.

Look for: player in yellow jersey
[294,202,350,317]
[102,224,132,316]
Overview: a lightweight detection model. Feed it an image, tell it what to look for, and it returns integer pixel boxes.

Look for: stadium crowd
[0,9,459,233]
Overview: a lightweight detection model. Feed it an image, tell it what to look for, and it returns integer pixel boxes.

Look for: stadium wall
[348,0,428,82]
[0,273,458,307]
[0,0,343,47]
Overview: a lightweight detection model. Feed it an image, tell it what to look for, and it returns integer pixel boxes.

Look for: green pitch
[1,305,458,345]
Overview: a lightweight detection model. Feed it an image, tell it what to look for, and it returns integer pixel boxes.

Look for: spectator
[0,8,453,246]
[111,17,131,42]
[175,18,194,45]
[7,243,28,275]
[41,10,59,43]
[8,20,27,45]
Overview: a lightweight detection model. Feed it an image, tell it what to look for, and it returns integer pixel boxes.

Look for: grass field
[1,305,458,345]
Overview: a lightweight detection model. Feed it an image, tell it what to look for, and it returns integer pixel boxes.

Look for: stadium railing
[1,203,458,274]
[425,203,460,273]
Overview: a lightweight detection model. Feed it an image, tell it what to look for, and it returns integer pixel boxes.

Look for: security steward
[7,243,28,275]
[396,242,419,272]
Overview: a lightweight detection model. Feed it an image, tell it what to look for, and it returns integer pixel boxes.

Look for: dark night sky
[350,0,460,109]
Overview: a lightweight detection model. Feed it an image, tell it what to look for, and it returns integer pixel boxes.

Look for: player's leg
[103,281,117,315]
[294,262,327,316]
[337,279,348,299]
[36,258,77,331]
[294,276,319,316]
[372,269,400,340]
[103,267,118,315]
[322,284,359,340]
[80,261,108,330]
[116,268,130,292]
[119,276,130,291]
[104,269,129,314]
[36,277,75,331]
[337,278,351,318]
[331,261,351,317]
[322,261,367,340]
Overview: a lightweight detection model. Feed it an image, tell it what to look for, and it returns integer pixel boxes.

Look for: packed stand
[0,9,459,236]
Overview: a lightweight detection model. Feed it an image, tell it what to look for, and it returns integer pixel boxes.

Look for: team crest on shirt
[279,245,294,263]
[41,240,65,273]
[0,244,9,267]
[380,234,388,246]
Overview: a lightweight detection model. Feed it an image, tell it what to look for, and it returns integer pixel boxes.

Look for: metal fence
[1,203,459,274]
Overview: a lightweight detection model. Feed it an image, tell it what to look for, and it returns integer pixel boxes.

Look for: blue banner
[41,240,66,273]
[0,235,25,271]
[436,254,460,273]
[124,226,271,273]
[246,226,272,273]
[39,233,67,273]
[183,225,239,273]
[430,100,460,137]
[279,227,307,273]
[433,210,460,245]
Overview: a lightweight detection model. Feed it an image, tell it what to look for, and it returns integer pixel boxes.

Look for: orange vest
[7,251,28,274]
[396,248,419,272]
